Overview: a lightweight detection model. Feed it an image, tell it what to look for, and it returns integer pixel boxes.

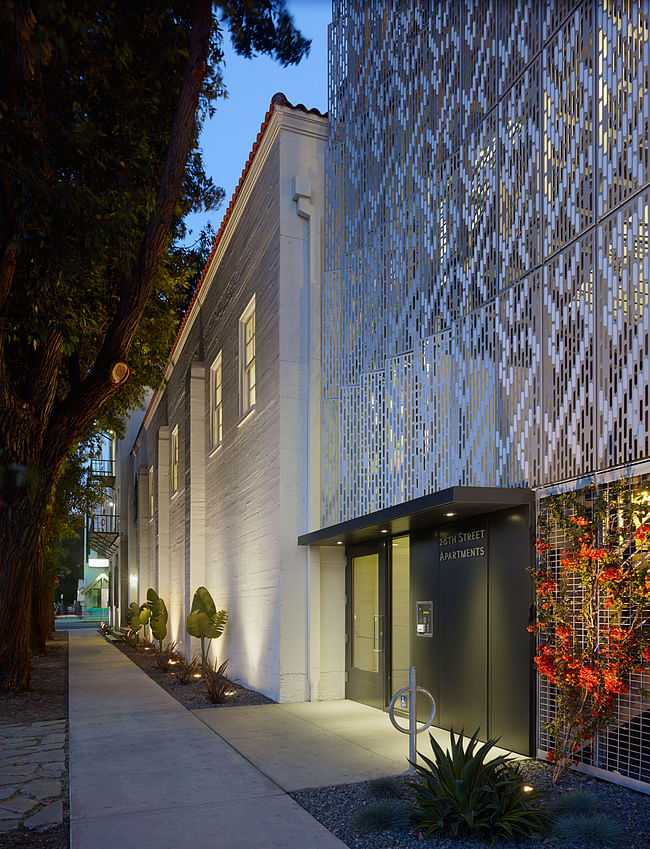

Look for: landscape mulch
[0,632,68,849]
[113,639,275,709]
[292,760,650,849]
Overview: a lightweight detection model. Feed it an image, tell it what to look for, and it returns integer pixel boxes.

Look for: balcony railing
[89,458,116,487]
[88,513,119,557]
[88,513,119,535]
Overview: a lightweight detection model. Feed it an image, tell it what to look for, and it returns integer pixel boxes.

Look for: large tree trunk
[0,0,213,691]
[0,483,50,690]
[31,538,54,655]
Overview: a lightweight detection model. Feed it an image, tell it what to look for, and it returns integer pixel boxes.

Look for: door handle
[372,614,383,652]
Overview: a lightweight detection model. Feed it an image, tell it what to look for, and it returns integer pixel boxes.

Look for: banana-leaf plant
[186,586,228,667]
[147,588,168,652]
[126,601,151,640]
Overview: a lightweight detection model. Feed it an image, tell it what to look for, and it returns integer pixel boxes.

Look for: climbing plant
[531,482,650,782]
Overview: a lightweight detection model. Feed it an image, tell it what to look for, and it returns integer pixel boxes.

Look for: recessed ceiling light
[336,540,343,545]
[444,511,456,518]
[380,529,388,534]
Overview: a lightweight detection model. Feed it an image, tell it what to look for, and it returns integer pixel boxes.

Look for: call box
[416,601,433,637]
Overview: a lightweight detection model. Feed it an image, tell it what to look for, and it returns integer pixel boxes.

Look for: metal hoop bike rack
[388,666,436,770]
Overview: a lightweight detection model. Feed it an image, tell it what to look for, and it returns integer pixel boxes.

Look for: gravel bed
[112,638,275,709]
[291,759,650,849]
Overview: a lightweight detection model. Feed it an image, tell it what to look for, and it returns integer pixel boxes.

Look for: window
[171,426,179,494]
[210,352,223,449]
[239,295,256,418]
[148,466,154,520]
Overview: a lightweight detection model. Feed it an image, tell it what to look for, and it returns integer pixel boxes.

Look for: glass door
[346,543,387,709]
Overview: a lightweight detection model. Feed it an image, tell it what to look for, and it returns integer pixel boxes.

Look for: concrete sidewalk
[195,700,414,791]
[68,631,348,849]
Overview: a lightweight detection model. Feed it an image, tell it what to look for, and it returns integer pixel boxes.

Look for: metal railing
[88,513,119,535]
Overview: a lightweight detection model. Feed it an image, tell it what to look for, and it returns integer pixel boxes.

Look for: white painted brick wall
[127,106,335,704]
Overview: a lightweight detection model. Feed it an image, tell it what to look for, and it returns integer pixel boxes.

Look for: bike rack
[388,665,436,770]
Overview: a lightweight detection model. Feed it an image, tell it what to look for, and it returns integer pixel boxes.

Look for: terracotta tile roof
[131,93,327,455]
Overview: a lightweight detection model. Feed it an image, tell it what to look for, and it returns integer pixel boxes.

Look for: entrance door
[346,543,387,709]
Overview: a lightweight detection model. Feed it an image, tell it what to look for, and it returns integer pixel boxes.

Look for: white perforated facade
[318,0,650,790]
[322,0,650,527]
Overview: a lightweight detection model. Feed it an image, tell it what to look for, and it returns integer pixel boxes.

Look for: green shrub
[367,776,401,798]
[186,587,228,666]
[126,601,150,637]
[352,801,409,833]
[550,788,598,817]
[550,813,625,847]
[408,728,549,845]
[147,588,168,651]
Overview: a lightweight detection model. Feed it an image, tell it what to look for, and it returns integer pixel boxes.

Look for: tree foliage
[0,0,310,689]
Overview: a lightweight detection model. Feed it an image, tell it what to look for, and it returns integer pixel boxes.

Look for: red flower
[633,522,650,542]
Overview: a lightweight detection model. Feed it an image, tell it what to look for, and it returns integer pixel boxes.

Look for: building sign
[439,526,487,563]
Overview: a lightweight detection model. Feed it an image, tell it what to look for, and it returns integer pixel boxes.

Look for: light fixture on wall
[444,512,457,518]
[380,528,388,534]
[336,540,344,545]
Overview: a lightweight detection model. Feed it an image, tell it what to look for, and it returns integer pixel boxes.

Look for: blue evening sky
[184,0,331,245]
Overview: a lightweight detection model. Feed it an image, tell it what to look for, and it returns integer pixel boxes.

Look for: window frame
[171,425,179,495]
[209,351,223,451]
[239,295,256,419]
[148,465,154,521]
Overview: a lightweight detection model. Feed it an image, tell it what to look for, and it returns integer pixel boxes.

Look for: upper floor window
[171,425,179,494]
[148,466,154,520]
[239,295,256,418]
[210,352,223,450]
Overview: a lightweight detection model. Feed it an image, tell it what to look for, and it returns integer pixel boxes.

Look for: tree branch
[30,328,64,425]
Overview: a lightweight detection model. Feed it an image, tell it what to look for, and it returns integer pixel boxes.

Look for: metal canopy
[298,486,534,547]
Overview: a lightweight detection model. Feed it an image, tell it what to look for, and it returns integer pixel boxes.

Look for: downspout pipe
[294,176,319,701]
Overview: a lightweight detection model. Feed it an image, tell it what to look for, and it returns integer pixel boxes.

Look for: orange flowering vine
[532,486,650,782]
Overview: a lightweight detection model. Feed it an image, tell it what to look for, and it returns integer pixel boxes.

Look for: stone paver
[0,793,40,813]
[25,800,63,829]
[22,778,62,799]
[0,720,67,833]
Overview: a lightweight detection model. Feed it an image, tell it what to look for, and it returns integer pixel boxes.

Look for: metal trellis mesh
[537,475,650,789]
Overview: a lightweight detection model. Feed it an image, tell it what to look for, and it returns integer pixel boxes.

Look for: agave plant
[408,728,549,845]
[126,601,151,640]
[147,587,168,652]
[186,586,228,666]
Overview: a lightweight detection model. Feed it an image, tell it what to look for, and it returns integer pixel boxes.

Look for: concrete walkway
[68,631,347,849]
[70,632,515,848]
[195,700,414,791]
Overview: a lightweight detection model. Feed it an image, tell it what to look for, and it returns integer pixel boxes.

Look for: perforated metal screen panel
[323,0,650,527]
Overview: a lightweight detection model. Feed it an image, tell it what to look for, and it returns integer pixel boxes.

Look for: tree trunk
[31,542,54,655]
[0,487,47,690]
